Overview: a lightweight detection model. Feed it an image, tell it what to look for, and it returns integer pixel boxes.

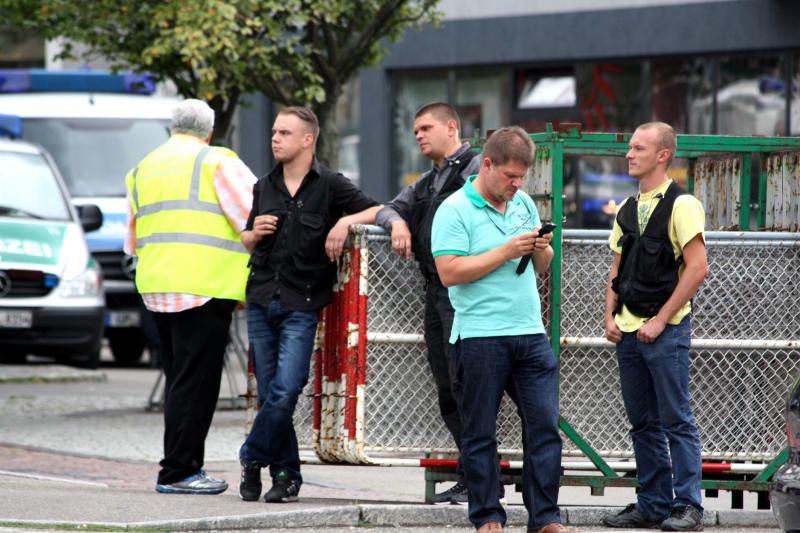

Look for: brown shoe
[477,521,504,532]
[530,522,577,533]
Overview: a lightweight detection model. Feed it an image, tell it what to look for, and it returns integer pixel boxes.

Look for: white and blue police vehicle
[0,69,177,364]
[0,115,105,368]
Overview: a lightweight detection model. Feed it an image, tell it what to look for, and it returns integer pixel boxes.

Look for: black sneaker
[602,503,661,528]
[239,462,262,502]
[450,481,468,505]
[263,470,301,503]
[661,505,703,531]
[429,481,467,505]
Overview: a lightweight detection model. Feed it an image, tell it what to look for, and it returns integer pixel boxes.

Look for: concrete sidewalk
[0,444,779,531]
[0,364,780,531]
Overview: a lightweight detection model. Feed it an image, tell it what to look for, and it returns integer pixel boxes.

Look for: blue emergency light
[0,114,23,138]
[0,69,156,95]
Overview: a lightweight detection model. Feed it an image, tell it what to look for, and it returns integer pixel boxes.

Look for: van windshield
[0,151,70,221]
[23,118,171,197]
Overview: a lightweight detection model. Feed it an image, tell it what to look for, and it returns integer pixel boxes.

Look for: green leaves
[0,0,440,158]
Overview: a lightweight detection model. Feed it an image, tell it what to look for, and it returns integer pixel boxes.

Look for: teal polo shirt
[431,175,545,344]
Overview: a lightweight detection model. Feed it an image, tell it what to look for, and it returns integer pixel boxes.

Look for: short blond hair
[637,121,676,167]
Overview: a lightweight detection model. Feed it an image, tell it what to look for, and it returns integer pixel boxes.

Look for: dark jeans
[153,298,236,485]
[616,315,703,520]
[423,281,464,478]
[453,334,562,531]
[239,299,318,482]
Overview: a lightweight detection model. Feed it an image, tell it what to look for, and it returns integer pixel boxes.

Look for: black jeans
[153,298,236,485]
[423,280,465,478]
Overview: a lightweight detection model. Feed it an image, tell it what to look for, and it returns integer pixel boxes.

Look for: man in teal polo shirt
[431,126,572,533]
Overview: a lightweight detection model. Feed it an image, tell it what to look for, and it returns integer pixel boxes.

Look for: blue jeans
[453,334,562,531]
[239,299,318,482]
[616,315,703,520]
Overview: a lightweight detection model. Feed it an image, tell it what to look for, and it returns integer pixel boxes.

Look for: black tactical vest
[408,151,478,279]
[611,181,686,317]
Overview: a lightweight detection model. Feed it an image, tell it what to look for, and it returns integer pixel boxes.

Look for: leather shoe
[477,521,503,532]
[530,522,577,533]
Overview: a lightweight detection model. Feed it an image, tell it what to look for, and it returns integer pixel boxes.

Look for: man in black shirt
[376,102,480,504]
[238,106,380,503]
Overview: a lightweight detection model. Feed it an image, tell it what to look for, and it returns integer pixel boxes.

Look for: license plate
[105,311,140,327]
[0,310,33,328]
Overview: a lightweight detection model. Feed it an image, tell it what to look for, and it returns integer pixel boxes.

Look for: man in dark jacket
[238,106,380,503]
[376,101,480,504]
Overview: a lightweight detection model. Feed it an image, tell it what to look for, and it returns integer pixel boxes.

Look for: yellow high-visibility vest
[126,134,249,301]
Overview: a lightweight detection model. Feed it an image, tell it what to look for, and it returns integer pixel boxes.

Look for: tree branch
[338,0,406,77]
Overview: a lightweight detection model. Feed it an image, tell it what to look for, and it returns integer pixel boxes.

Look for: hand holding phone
[515,223,558,275]
[536,223,557,237]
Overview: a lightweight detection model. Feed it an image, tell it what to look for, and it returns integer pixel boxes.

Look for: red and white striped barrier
[313,227,372,463]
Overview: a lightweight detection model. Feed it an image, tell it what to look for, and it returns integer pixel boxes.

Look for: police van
[0,69,177,364]
[0,118,105,368]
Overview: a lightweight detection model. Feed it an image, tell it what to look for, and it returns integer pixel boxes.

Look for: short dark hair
[637,121,676,167]
[414,101,461,133]
[481,126,535,168]
[279,106,320,140]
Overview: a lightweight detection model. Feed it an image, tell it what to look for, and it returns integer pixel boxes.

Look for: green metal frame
[529,127,800,231]
[450,124,800,503]
[535,125,800,498]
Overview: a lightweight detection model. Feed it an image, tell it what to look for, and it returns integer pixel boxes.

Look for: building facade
[332,0,800,228]
[4,1,799,227]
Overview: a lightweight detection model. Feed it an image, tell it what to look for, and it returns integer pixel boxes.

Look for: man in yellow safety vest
[125,98,257,495]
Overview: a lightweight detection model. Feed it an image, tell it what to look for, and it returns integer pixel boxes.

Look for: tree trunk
[208,91,240,147]
[313,90,341,171]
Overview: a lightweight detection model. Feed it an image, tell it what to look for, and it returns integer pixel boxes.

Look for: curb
[0,505,779,531]
[0,366,106,384]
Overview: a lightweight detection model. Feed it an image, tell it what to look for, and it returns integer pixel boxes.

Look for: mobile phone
[537,223,557,236]
[515,223,558,275]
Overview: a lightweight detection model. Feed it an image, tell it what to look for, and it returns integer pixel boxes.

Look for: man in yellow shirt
[602,122,708,532]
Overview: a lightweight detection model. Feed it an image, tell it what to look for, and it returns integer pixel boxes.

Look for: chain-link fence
[275,128,800,468]
[298,227,799,464]
[560,231,800,460]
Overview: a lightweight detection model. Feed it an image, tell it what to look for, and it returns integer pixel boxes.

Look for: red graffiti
[579,64,623,131]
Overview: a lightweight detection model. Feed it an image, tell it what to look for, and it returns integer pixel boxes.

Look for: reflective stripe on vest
[133,146,225,219]
[137,232,246,253]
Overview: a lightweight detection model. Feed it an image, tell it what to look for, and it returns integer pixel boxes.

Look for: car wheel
[108,328,145,365]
